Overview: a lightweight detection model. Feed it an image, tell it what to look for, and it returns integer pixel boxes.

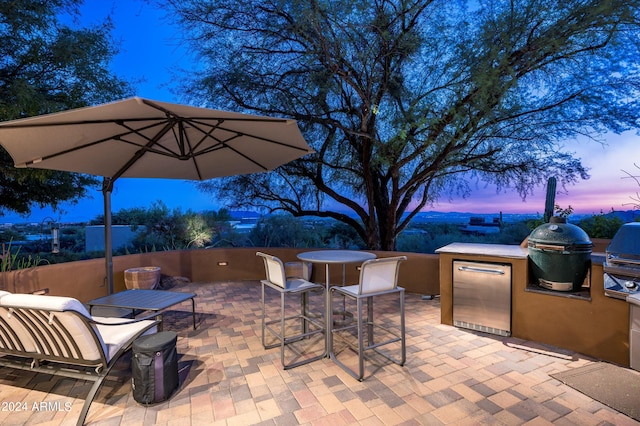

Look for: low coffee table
[88,289,197,331]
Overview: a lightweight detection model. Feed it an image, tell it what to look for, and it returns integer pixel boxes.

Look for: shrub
[577,211,624,239]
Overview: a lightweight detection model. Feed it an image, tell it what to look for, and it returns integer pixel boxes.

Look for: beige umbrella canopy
[0,97,313,293]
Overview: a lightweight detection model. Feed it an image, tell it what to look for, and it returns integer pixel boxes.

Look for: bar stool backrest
[256,252,287,288]
[358,256,407,295]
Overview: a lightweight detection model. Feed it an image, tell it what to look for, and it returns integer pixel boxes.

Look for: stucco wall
[438,245,630,367]
[0,248,440,302]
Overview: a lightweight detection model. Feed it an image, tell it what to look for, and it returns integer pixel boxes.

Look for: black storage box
[132,331,179,404]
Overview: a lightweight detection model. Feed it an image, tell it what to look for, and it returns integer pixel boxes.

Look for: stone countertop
[436,242,606,265]
[435,243,528,259]
[628,293,640,307]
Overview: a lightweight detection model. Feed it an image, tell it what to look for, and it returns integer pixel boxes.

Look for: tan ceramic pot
[124,266,161,290]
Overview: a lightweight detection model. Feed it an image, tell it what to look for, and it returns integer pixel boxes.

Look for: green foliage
[525,205,574,230]
[169,0,640,250]
[323,222,366,249]
[126,201,189,251]
[248,215,324,248]
[397,221,531,254]
[1,240,45,272]
[183,213,211,248]
[200,208,238,247]
[0,0,132,117]
[3,208,632,264]
[101,202,242,252]
[0,227,25,244]
[554,204,574,218]
[577,211,624,239]
[91,207,150,228]
[498,222,534,245]
[59,226,86,252]
[525,215,545,231]
[0,149,99,215]
[0,0,133,216]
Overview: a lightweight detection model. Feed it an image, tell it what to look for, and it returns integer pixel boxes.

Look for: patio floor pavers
[0,280,638,426]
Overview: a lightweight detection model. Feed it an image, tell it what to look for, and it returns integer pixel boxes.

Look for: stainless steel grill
[604,222,640,299]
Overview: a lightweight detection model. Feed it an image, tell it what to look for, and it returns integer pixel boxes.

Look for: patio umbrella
[0,97,313,293]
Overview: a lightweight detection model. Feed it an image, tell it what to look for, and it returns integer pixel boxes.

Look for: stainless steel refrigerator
[452,260,512,336]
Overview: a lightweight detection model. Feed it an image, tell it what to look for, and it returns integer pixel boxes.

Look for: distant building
[230,217,259,233]
[460,217,502,235]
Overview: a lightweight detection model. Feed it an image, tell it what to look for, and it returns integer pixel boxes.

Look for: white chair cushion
[92,316,157,361]
[0,290,11,299]
[285,278,320,291]
[1,294,105,360]
[335,284,360,297]
[0,293,92,318]
[0,293,156,363]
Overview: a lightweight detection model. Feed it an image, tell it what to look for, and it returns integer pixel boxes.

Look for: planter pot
[124,266,161,290]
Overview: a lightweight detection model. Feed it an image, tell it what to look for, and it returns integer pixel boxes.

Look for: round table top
[297,250,376,264]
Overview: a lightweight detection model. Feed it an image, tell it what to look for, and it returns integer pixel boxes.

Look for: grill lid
[606,222,640,259]
[604,223,640,299]
[528,216,592,251]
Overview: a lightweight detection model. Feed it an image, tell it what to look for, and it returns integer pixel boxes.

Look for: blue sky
[2,0,639,224]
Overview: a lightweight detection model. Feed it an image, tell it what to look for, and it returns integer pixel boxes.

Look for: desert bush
[577,211,624,239]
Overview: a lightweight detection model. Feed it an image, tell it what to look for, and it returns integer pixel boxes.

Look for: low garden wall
[0,248,440,303]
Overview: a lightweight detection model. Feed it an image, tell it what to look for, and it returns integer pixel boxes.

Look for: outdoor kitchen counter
[436,242,528,259]
[437,242,529,333]
[437,242,630,367]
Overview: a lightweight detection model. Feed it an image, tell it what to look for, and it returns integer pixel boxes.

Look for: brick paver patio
[0,280,637,425]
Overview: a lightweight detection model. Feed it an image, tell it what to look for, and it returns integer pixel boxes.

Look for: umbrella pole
[102,178,114,294]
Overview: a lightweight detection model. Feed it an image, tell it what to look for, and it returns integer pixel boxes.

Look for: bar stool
[329,256,406,380]
[257,252,325,369]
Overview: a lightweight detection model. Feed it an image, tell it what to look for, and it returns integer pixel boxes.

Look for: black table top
[88,289,196,311]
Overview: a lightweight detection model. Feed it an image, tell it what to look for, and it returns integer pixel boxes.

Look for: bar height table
[297,250,376,355]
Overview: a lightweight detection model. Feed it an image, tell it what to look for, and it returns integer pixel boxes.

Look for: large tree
[0,0,132,215]
[163,0,640,250]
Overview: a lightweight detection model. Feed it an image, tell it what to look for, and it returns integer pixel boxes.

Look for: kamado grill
[528,217,593,292]
[604,222,640,300]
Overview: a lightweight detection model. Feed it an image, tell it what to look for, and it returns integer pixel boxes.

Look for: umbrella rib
[166,118,271,173]
[176,120,204,180]
[177,118,270,170]
[0,117,170,128]
[18,120,175,166]
[188,118,311,154]
[164,119,268,170]
[111,120,177,181]
[182,118,225,155]
[215,135,270,171]
[139,98,293,124]
[119,116,200,159]
[141,98,309,154]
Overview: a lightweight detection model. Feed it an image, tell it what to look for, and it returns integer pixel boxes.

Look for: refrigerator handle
[457,266,505,275]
